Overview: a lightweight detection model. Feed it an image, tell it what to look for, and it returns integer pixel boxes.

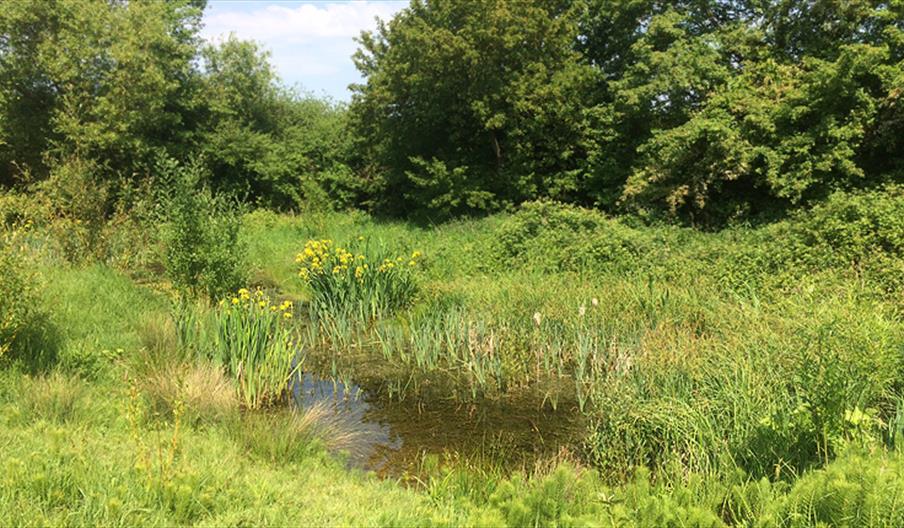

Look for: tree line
[2,0,903,225]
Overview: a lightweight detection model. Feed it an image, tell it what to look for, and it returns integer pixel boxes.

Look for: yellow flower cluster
[377,251,423,272]
[220,288,294,319]
[296,238,423,283]
[296,239,362,280]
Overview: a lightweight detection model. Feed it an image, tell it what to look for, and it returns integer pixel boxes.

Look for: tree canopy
[1,0,902,225]
[350,0,904,224]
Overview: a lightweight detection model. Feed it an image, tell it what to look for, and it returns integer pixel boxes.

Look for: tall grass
[279,201,904,486]
[175,289,300,409]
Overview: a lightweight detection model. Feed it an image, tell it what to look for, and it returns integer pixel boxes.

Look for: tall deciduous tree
[0,0,204,186]
[580,0,904,224]
[350,0,597,219]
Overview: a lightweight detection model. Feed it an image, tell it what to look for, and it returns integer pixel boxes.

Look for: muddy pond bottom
[291,373,585,479]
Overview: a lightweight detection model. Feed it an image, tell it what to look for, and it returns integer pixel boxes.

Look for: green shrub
[0,227,58,369]
[495,201,649,273]
[35,157,111,263]
[780,185,904,292]
[158,156,247,300]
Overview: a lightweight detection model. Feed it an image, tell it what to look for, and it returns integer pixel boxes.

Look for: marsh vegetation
[2,0,904,526]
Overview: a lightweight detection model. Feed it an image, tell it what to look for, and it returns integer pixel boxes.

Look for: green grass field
[3,199,904,526]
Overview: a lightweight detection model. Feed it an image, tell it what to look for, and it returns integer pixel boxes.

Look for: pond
[291,371,586,479]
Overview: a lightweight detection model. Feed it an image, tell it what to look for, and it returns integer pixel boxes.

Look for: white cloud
[201,1,405,99]
[201,1,403,44]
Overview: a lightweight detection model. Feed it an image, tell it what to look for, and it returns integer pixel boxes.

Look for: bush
[780,185,904,292]
[158,157,247,300]
[495,201,649,273]
[0,226,58,369]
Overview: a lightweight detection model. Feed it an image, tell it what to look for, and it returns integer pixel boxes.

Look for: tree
[196,37,356,210]
[0,0,205,186]
[349,0,597,219]
[579,0,904,224]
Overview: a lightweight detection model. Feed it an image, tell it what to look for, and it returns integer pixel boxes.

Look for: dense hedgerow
[780,185,904,293]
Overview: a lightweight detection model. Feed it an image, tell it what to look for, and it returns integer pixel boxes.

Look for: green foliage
[350,0,596,218]
[495,200,649,273]
[767,449,904,526]
[345,0,904,223]
[0,226,57,370]
[0,0,202,185]
[198,37,303,209]
[0,1,349,215]
[297,237,421,320]
[779,185,904,292]
[158,157,246,300]
[592,2,904,223]
[175,288,298,410]
[5,209,904,525]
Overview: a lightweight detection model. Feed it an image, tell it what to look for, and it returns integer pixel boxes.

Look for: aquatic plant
[174,288,300,410]
[297,238,420,320]
[212,288,300,409]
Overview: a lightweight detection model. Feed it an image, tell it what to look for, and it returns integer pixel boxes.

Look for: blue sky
[202,1,406,101]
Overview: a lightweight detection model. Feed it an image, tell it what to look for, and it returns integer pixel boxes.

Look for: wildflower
[258,301,267,309]
[358,236,364,241]
[591,298,599,307]
[332,266,341,275]
[532,312,542,328]
[355,266,364,279]
[579,304,586,317]
[411,250,422,259]
[231,297,240,305]
[283,312,293,319]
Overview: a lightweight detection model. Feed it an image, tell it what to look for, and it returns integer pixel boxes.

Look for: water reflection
[290,371,585,478]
